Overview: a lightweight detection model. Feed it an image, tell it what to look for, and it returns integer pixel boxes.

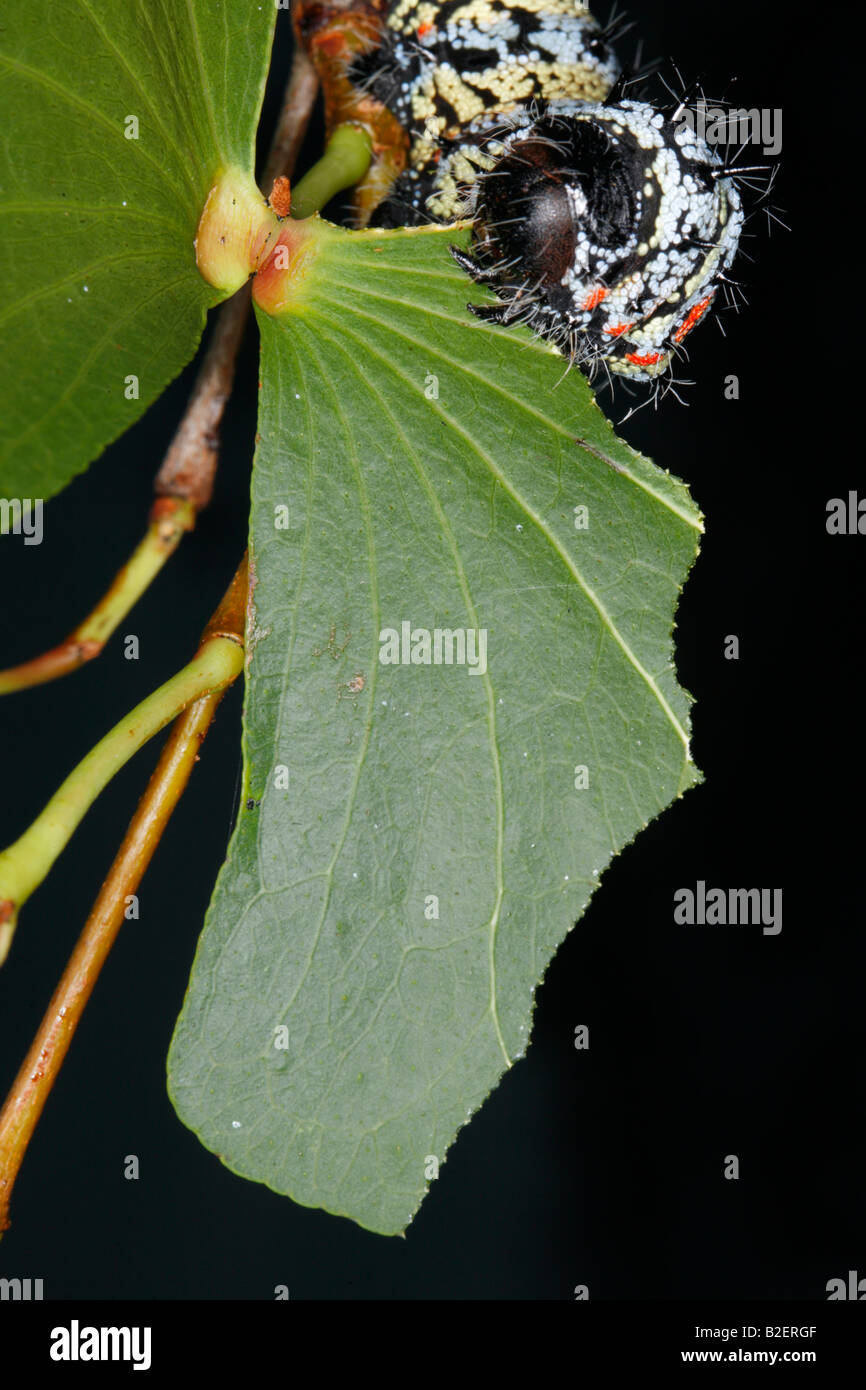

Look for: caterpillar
[298,0,746,384]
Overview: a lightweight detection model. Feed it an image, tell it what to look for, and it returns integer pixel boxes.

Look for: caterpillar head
[452,100,744,382]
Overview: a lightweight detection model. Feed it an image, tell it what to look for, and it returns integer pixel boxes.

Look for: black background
[1,1,861,1302]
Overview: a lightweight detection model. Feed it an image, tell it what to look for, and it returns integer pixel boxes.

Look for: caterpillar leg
[464,301,512,325]
[448,247,502,285]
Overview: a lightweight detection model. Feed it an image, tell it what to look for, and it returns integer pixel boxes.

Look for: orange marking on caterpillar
[582,286,608,311]
[604,321,633,337]
[673,294,714,343]
[625,351,662,367]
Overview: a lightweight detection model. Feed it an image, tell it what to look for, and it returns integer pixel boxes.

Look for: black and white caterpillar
[350,0,745,383]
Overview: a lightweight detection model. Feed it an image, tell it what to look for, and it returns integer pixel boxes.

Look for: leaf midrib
[312,300,693,756]
[258,327,384,1043]
[308,314,512,1069]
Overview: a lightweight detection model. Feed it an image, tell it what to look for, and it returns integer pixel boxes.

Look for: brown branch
[0,32,322,1232]
[153,288,251,509]
[0,556,248,1235]
[262,43,320,192]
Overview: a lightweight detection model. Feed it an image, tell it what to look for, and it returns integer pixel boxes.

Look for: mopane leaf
[0,0,274,498]
[169,222,702,1235]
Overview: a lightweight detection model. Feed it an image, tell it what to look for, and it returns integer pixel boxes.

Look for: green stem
[0,634,243,961]
[290,123,373,219]
[0,499,195,695]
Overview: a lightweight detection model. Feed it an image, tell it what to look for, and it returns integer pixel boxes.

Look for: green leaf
[0,0,275,499]
[168,221,702,1235]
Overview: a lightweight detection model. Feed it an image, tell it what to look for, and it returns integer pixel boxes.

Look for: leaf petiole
[0,629,243,962]
[289,123,373,219]
[0,498,196,696]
